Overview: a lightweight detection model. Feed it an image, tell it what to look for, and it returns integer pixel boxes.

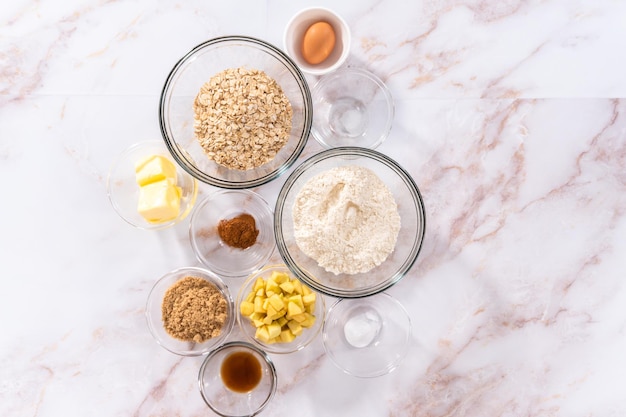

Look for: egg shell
[301,21,336,65]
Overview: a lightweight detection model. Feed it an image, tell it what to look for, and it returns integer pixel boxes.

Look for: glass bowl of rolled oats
[159,36,313,189]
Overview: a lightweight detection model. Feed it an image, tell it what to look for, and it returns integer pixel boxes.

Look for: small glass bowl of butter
[107,141,198,230]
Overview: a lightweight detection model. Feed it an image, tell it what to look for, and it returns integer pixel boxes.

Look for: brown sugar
[218,213,259,249]
[161,276,228,343]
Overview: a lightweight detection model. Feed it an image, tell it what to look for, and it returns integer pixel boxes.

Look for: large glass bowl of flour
[274,147,426,298]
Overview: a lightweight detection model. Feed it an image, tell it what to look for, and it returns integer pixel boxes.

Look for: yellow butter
[137,178,182,223]
[135,155,177,186]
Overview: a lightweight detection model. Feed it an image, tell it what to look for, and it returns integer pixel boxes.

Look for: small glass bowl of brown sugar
[189,189,275,278]
[145,266,235,356]
[198,341,277,417]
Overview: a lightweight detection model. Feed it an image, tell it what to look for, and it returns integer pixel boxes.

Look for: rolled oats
[193,67,293,170]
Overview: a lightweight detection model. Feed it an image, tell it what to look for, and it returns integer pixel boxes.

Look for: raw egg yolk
[301,21,336,65]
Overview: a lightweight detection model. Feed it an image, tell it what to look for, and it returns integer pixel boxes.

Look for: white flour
[293,165,401,275]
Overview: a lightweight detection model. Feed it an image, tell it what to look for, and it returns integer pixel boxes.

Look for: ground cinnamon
[218,213,259,249]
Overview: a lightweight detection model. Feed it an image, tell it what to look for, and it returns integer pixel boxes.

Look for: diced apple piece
[292,279,303,295]
[288,294,304,310]
[270,271,289,284]
[266,304,278,319]
[302,293,316,306]
[254,297,266,313]
[239,301,255,316]
[290,313,307,323]
[287,320,303,336]
[265,278,280,295]
[255,326,271,343]
[300,313,316,328]
[287,300,303,316]
[280,329,296,343]
[253,277,265,292]
[267,323,282,339]
[268,293,285,311]
[279,281,295,294]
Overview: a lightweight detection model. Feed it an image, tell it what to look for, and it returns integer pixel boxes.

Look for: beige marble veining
[1,1,625,416]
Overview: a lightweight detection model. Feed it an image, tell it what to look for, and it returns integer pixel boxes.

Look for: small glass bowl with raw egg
[283,7,351,75]
[236,264,326,354]
[107,141,198,230]
[198,341,277,417]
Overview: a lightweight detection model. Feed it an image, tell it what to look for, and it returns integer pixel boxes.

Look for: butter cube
[135,155,177,186]
[137,179,181,223]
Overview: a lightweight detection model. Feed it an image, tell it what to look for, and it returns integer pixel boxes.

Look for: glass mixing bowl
[159,36,313,189]
[274,147,426,298]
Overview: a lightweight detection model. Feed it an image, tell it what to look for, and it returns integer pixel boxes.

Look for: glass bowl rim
[158,35,313,189]
[274,146,427,298]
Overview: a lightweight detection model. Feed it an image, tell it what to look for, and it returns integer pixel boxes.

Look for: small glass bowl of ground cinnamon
[145,266,235,356]
[189,190,276,278]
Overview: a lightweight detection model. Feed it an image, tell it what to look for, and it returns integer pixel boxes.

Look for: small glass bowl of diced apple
[236,264,325,354]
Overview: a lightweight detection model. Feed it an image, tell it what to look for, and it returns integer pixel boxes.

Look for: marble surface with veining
[2,1,626,416]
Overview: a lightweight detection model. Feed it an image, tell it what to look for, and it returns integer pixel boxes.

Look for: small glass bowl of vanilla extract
[198,341,277,416]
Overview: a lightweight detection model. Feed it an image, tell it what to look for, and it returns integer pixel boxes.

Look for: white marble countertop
[2,1,626,416]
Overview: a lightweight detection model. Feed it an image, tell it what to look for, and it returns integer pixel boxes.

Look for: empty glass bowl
[199,341,277,417]
[274,147,426,298]
[145,266,235,356]
[189,189,275,278]
[311,68,394,149]
[107,141,198,230]
[322,293,411,378]
[159,36,313,189]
